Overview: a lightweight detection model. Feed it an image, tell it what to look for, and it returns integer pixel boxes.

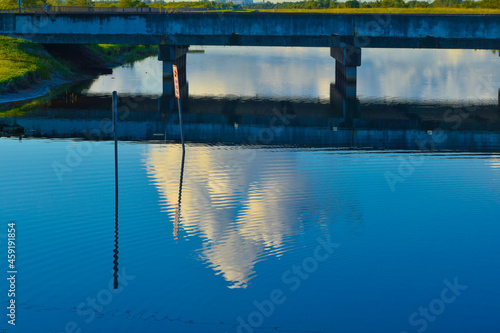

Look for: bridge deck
[0,13,499,48]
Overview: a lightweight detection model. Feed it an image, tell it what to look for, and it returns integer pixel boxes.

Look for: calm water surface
[1,47,500,333]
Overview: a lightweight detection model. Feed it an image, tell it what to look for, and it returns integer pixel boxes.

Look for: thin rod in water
[178,97,185,151]
[112,91,119,289]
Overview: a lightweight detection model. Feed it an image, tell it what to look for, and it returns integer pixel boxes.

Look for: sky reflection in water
[1,46,500,333]
[86,47,500,102]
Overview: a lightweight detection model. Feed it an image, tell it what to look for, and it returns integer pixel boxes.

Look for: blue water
[1,47,500,333]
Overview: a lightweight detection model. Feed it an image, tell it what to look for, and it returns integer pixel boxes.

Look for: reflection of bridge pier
[330,45,361,126]
[158,45,189,112]
[330,83,360,128]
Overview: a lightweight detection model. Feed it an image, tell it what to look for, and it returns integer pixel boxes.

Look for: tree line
[0,0,240,9]
[247,0,500,9]
[1,0,499,11]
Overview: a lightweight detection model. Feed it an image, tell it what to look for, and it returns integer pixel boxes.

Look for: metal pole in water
[113,91,118,205]
[178,97,185,152]
[112,91,119,289]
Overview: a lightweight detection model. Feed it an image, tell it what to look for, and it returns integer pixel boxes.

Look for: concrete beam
[11,34,500,49]
[1,13,499,49]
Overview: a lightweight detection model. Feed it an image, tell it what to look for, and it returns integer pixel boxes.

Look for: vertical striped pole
[172,65,185,152]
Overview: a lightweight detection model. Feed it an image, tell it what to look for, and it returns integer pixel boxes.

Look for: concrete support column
[330,45,361,127]
[330,45,361,99]
[334,62,357,99]
[158,45,189,112]
[158,45,188,65]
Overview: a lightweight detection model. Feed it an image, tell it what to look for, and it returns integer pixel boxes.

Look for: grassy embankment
[185,8,500,13]
[0,36,157,94]
[86,44,158,64]
[146,1,500,14]
[147,7,500,14]
[256,7,500,13]
[0,36,70,94]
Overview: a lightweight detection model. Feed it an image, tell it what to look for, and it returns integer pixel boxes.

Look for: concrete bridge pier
[158,45,189,112]
[330,46,361,127]
[331,45,361,99]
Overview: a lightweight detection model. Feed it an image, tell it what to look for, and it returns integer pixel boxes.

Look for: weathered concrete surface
[0,12,499,48]
[331,46,361,66]
[158,45,188,62]
[331,45,361,98]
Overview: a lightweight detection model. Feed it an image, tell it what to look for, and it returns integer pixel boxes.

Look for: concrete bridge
[1,12,499,48]
[1,12,499,101]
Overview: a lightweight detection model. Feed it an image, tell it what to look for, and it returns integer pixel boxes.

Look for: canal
[1,46,499,333]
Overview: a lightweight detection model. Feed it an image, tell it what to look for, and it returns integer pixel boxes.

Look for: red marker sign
[172,65,180,98]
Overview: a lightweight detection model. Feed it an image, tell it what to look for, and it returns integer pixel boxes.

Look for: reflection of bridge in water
[5,91,500,151]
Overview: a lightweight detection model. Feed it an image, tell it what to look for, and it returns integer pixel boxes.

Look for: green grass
[255,7,500,14]
[93,44,158,63]
[0,38,157,94]
[162,7,500,14]
[0,36,71,94]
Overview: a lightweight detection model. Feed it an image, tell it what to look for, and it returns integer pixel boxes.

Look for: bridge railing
[0,6,210,14]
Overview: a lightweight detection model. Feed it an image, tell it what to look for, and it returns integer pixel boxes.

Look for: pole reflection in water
[173,76,186,240]
[173,147,185,241]
[112,91,119,289]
